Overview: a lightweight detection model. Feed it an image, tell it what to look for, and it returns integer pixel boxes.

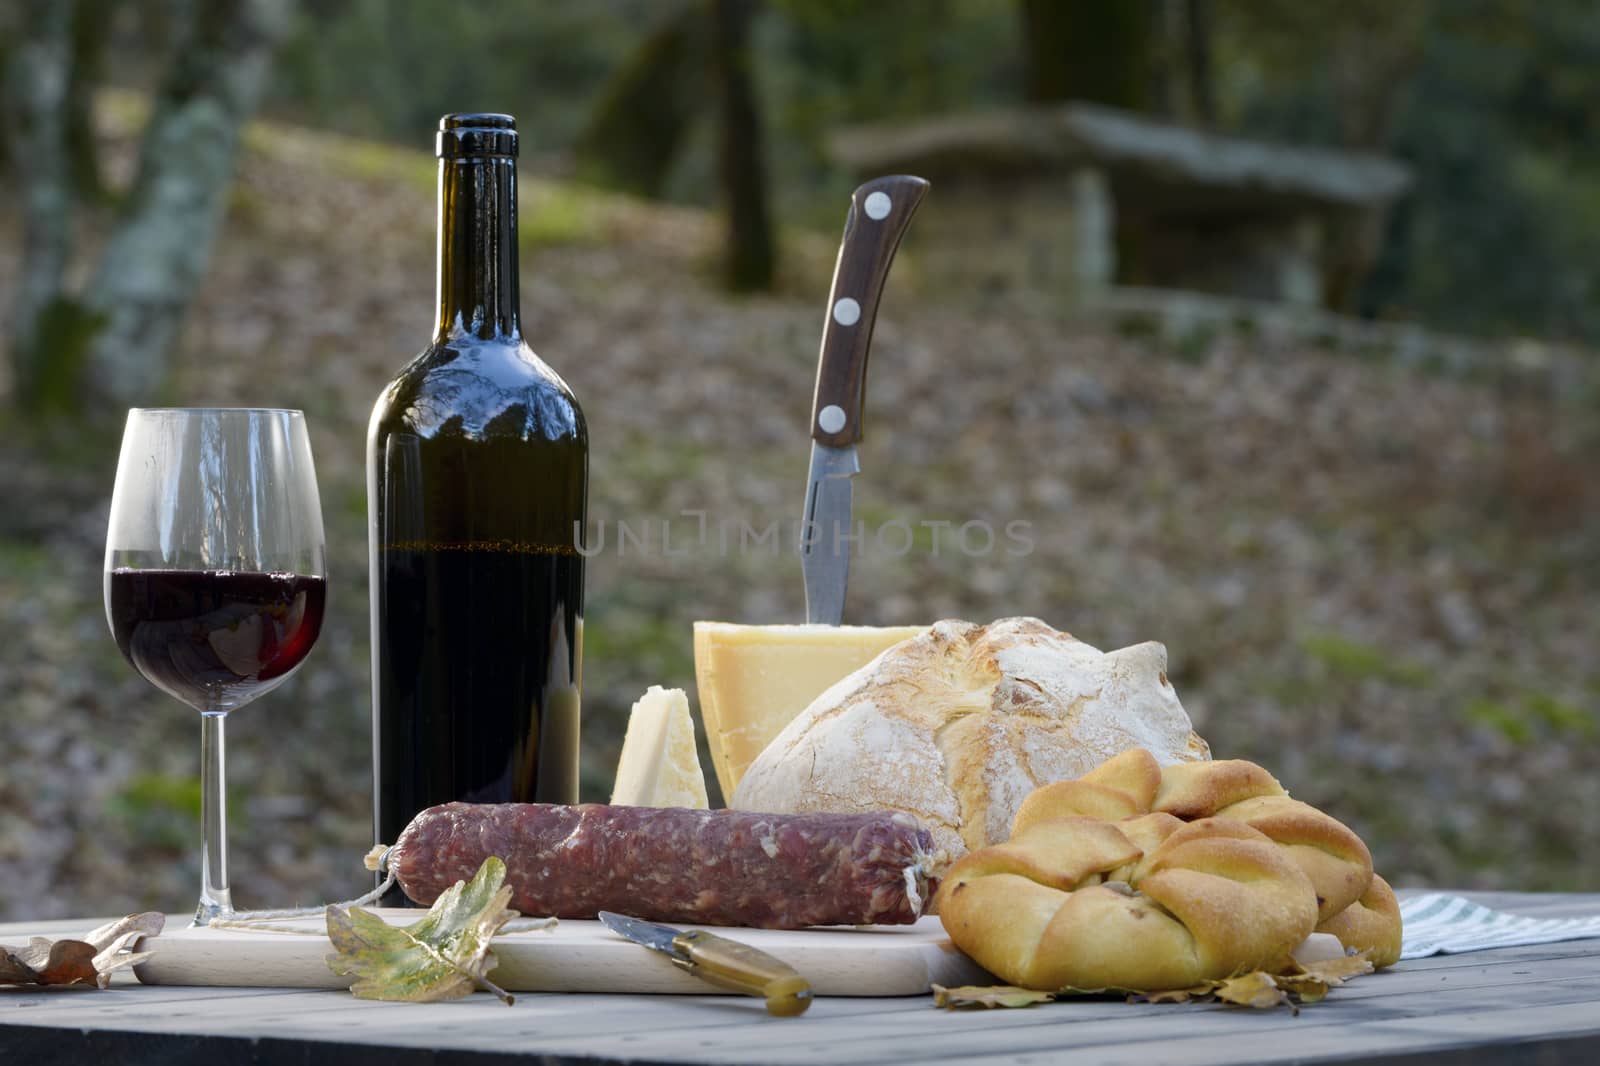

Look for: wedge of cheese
[610,686,709,808]
[692,622,927,798]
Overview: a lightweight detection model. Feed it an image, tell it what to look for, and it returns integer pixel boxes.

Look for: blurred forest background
[2,0,1598,919]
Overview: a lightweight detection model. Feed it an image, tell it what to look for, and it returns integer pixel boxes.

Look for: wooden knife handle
[671,930,814,1016]
[810,174,930,448]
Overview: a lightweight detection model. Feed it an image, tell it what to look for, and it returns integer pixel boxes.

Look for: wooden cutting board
[132,911,988,997]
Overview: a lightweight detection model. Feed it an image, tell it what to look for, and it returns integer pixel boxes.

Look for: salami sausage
[389,803,938,928]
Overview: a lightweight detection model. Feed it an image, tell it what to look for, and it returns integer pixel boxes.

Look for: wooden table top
[4,891,1599,1065]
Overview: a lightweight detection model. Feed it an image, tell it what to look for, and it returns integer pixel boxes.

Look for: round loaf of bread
[729,617,1210,861]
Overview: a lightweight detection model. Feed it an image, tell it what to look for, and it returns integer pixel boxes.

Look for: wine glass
[104,409,327,925]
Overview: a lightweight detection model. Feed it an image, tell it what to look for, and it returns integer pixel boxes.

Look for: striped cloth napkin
[1400,893,1600,960]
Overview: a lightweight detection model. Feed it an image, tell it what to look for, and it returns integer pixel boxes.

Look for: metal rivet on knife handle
[808,174,930,449]
[818,405,847,434]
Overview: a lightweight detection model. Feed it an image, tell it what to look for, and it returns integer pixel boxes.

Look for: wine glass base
[191,894,235,928]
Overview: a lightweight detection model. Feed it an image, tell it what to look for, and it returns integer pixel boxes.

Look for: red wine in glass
[107,569,327,711]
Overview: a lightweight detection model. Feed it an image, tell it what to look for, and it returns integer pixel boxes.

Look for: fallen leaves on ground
[1211,971,1291,1010]
[325,856,526,1004]
[0,912,165,990]
[934,952,1376,1013]
[932,984,1059,1009]
[1275,953,1377,1005]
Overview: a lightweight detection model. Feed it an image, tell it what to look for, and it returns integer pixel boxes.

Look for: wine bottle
[368,114,587,862]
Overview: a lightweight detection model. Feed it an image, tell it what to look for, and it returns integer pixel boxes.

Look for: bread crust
[1317,874,1403,966]
[1019,749,1377,922]
[731,618,1209,861]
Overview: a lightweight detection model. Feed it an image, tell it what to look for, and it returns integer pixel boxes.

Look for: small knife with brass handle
[597,911,813,1016]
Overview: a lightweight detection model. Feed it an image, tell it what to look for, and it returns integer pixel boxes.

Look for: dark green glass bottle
[368,114,586,858]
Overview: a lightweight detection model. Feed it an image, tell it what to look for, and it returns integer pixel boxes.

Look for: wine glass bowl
[106,568,327,713]
[104,408,327,923]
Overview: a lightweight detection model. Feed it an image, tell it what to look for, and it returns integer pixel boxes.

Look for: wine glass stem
[195,710,234,925]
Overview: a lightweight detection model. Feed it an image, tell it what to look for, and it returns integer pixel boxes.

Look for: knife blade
[801,174,929,625]
[597,911,813,1016]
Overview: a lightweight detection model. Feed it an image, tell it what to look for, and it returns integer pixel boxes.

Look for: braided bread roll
[938,814,1319,990]
[1011,749,1402,965]
[1318,875,1403,965]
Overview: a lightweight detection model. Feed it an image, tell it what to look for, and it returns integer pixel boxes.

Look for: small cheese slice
[610,686,709,808]
[692,622,927,798]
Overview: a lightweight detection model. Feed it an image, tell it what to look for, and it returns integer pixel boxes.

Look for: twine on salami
[893,811,949,919]
[904,863,926,917]
[206,847,401,932]
[209,846,558,935]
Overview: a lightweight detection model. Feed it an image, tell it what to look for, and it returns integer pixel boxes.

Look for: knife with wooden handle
[801,174,930,625]
[598,911,813,1016]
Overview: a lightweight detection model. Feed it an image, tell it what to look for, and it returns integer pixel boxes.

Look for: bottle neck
[435,156,519,340]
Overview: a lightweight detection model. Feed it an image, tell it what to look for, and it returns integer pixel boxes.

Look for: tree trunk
[1184,0,1216,127]
[711,0,774,292]
[1019,0,1154,110]
[572,3,706,198]
[4,0,79,409]
[0,6,16,175]
[1322,3,1428,313]
[83,0,293,410]
[1149,0,1181,120]
[66,0,112,202]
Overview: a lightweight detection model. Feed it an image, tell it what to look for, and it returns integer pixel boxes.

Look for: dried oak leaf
[932,984,1058,1009]
[0,912,164,990]
[326,855,520,1005]
[1297,953,1375,984]
[1132,983,1222,1004]
[0,941,47,985]
[1214,971,1292,1011]
[931,953,1376,1013]
[1279,976,1330,1005]
[1277,952,1375,1004]
[29,940,99,986]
